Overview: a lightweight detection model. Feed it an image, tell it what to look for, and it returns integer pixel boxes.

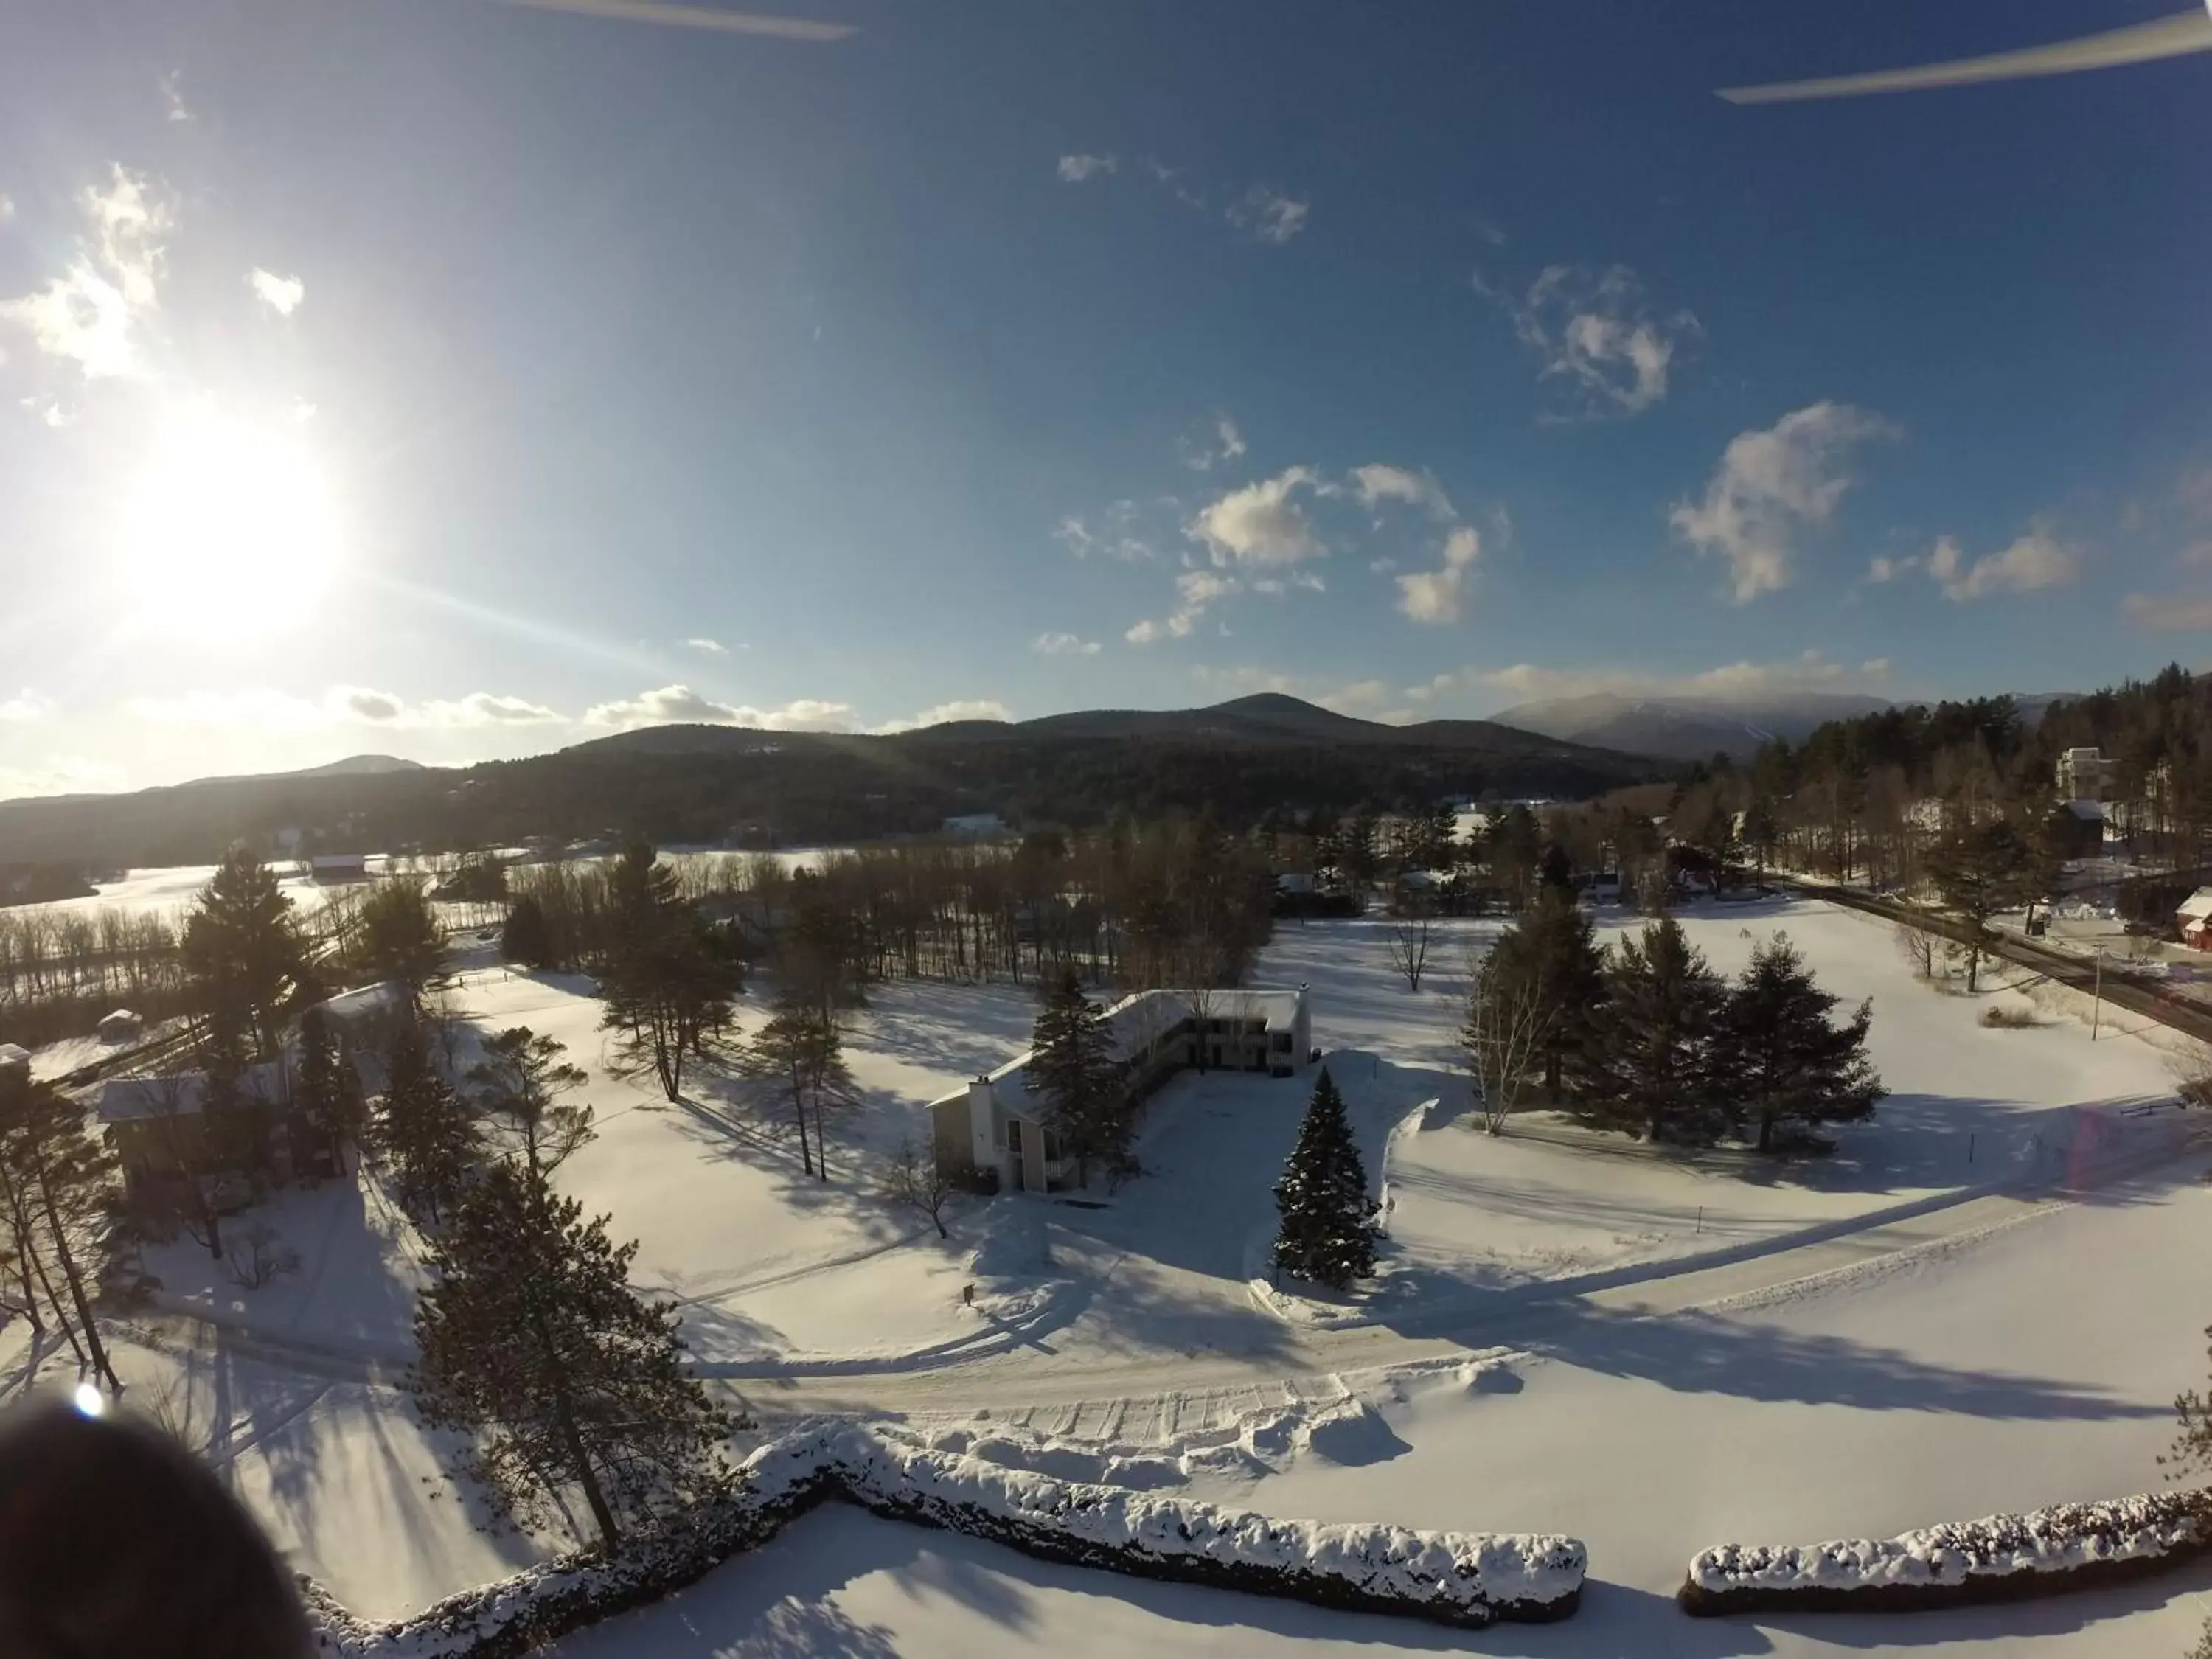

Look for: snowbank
[1679,1487,2212,1615]
[306,1422,1585,1654]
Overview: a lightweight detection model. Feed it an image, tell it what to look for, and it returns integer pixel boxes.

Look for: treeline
[0,907,192,1048]
[1545,668,2212,893]
[508,821,1279,997]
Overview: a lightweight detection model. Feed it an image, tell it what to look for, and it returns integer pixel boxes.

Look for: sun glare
[117,408,342,636]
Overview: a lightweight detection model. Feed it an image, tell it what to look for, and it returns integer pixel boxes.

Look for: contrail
[493,0,857,42]
[1719,6,2211,103]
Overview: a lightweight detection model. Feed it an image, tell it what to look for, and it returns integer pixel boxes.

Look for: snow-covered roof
[933,986,1309,1124]
[318,979,411,1027]
[97,1062,284,1124]
[0,1043,29,1072]
[2067,800,2107,821]
[2176,888,2212,922]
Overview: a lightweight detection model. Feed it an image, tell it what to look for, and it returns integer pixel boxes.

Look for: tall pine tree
[183,849,308,1065]
[1571,916,1727,1144]
[293,1004,354,1173]
[1271,1068,1376,1289]
[1024,972,1127,1188]
[411,1161,731,1548]
[470,1027,594,1183]
[375,1019,479,1225]
[1717,932,1885,1152]
[1482,886,1606,1096]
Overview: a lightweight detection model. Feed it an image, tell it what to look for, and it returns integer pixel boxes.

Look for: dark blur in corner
[0,1397,311,1659]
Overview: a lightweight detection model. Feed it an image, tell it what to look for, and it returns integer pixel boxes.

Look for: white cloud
[1479,264,1697,420]
[1227,186,1309,245]
[0,754,125,801]
[248,268,305,316]
[1927,529,2079,602]
[161,69,192,122]
[0,688,52,723]
[2123,593,2212,633]
[1465,650,1891,709]
[1181,414,1248,473]
[0,165,173,379]
[684,636,728,655]
[871,699,1013,735]
[1317,679,1388,714]
[1127,570,1241,644]
[0,195,13,223]
[1865,553,1918,584]
[1189,466,1326,566]
[1670,401,1896,603]
[582,684,856,732]
[1351,463,1455,521]
[1054,501,1159,563]
[1057,153,1118,182]
[1396,526,1481,624]
[131,685,564,731]
[1033,632,1102,656]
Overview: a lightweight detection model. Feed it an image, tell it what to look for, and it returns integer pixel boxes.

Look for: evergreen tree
[1715,933,1885,1152]
[502,894,554,969]
[293,1004,351,1172]
[470,1028,594,1184]
[1271,1068,1375,1289]
[411,1160,731,1548]
[182,849,308,1064]
[599,846,743,1102]
[377,1020,479,1225]
[1924,818,2042,992]
[744,995,855,1179]
[1023,971,1127,1187]
[1482,886,1606,1096]
[1571,916,1727,1144]
[357,877,446,994]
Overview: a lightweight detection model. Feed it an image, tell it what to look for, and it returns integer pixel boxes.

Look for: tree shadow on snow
[1435,1298,2168,1422]
[1746,1551,2212,1650]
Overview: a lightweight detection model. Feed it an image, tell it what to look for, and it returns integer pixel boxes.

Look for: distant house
[1274,872,1318,896]
[95,1060,341,1200]
[2056,747,2112,803]
[310,852,370,884]
[928,985,1312,1194]
[97,1009,144,1043]
[2177,888,2212,950]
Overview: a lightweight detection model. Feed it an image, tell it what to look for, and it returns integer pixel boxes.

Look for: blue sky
[1,0,2208,793]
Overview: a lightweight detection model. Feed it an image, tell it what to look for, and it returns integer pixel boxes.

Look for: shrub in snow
[307,1422,1585,1654]
[1679,1487,2212,1616]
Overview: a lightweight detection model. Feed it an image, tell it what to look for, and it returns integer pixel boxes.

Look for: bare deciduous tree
[1385,908,1434,993]
[881,1135,956,1239]
[1462,950,1548,1134]
[1893,921,1939,982]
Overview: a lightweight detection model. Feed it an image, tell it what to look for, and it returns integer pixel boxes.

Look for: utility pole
[2091,946,2104,1041]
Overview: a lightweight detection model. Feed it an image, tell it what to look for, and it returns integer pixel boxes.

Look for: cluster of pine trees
[1467,886,1884,1151]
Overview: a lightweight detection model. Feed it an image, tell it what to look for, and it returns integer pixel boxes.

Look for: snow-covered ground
[18,895,2211,1653]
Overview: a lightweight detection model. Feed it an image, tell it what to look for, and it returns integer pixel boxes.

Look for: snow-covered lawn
[1261,901,2191,1320]
[134,964,1047,1370]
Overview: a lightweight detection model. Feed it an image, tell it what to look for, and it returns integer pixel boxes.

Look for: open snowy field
[39,894,2212,1652]
[131,961,1049,1373]
[547,1141,2212,1659]
[1259,901,2188,1324]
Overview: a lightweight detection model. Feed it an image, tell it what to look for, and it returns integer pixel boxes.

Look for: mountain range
[0,695,1658,868]
[1491,690,1898,762]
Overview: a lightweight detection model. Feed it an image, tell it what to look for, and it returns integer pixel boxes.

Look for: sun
[117,407,342,636]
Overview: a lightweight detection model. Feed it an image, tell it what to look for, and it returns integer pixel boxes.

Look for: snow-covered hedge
[307,1423,1584,1655]
[1679,1488,2212,1616]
